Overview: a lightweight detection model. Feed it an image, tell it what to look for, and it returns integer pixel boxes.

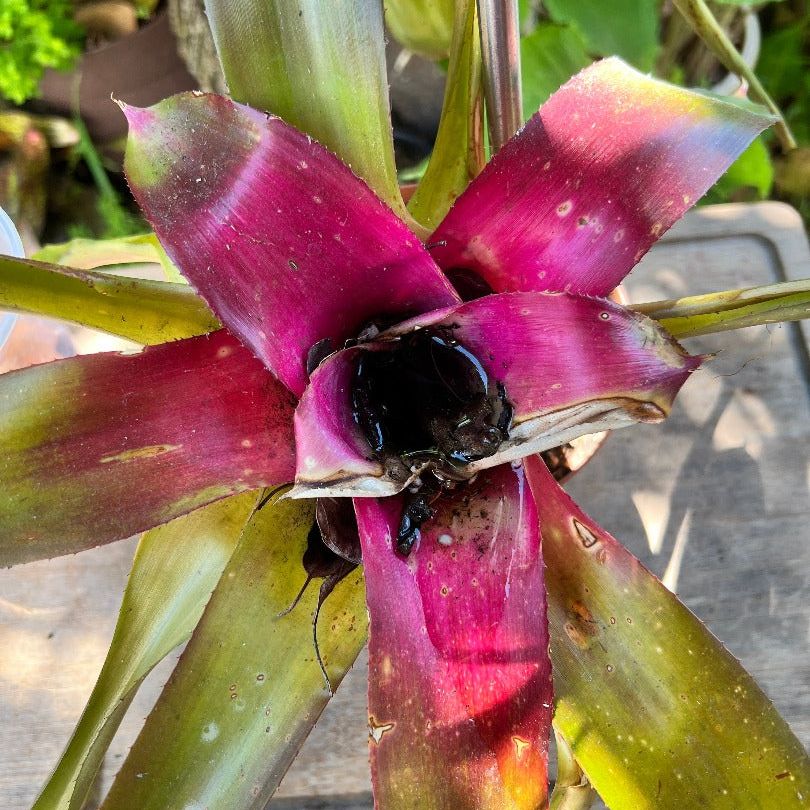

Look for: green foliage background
[0,0,83,104]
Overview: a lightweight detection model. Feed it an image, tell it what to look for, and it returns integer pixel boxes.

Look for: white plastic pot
[0,206,23,349]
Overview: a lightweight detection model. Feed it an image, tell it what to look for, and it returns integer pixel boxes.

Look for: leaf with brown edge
[316,497,362,564]
[292,292,699,499]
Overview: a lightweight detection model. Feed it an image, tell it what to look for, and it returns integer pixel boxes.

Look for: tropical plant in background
[1,1,809,809]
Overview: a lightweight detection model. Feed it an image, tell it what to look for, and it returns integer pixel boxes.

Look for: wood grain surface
[1,203,808,809]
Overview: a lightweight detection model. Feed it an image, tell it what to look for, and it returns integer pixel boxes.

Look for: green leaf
[397,154,429,184]
[33,493,258,810]
[0,254,218,344]
[706,137,773,202]
[385,0,455,58]
[518,0,538,33]
[408,0,484,230]
[525,458,810,810]
[204,0,411,226]
[100,493,368,810]
[758,22,808,102]
[635,277,810,338]
[758,21,810,144]
[33,233,185,282]
[133,0,161,17]
[72,115,147,240]
[542,0,660,71]
[520,23,592,120]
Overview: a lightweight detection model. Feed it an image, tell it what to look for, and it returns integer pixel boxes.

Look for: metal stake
[476,0,522,153]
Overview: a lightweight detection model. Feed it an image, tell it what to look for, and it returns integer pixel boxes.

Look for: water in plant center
[351,327,512,554]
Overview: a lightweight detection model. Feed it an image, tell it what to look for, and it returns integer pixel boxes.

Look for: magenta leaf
[430,58,775,297]
[204,0,409,222]
[122,93,459,395]
[0,331,295,565]
[293,345,388,497]
[292,291,699,498]
[354,463,552,809]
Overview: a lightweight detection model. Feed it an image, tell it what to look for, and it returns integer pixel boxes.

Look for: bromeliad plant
[2,2,810,809]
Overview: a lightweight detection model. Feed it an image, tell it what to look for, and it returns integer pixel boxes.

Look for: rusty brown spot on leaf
[564,600,599,648]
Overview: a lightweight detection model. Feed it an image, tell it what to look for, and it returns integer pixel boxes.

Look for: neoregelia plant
[1,2,809,809]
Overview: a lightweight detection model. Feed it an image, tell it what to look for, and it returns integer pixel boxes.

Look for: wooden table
[1,202,808,809]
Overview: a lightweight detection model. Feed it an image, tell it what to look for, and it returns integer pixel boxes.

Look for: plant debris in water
[351,326,512,555]
[283,501,361,694]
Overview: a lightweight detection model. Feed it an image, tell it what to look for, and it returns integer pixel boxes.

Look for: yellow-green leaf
[635,278,810,338]
[33,493,257,810]
[32,233,181,280]
[100,492,368,810]
[408,0,484,230]
[525,458,810,809]
[0,254,218,344]
[385,0,455,58]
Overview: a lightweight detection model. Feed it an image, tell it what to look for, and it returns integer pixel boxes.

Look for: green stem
[74,111,142,237]
[634,278,810,338]
[74,115,117,198]
[672,0,795,151]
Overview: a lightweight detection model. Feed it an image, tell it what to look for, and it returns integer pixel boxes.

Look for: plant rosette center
[342,325,513,554]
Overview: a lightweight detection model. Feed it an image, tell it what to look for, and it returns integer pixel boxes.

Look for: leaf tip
[115,97,154,134]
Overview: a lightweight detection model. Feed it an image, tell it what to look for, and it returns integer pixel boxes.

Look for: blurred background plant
[0,0,166,244]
